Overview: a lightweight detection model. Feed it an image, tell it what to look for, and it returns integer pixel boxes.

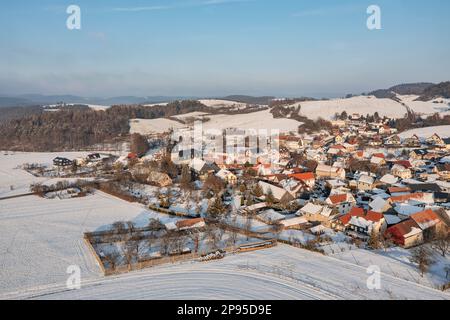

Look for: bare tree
[367,230,381,250]
[111,221,127,236]
[171,234,187,254]
[160,232,172,256]
[102,249,120,271]
[431,229,449,257]
[244,215,252,240]
[125,221,136,236]
[122,240,138,270]
[227,228,238,248]
[410,246,434,277]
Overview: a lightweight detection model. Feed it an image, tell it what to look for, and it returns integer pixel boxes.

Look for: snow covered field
[329,246,450,290]
[1,152,449,300]
[3,244,449,300]
[0,191,180,297]
[289,94,450,120]
[129,118,184,134]
[398,125,450,139]
[201,109,300,133]
[198,99,249,109]
[0,152,94,198]
[294,96,406,120]
[398,95,450,116]
[130,109,301,135]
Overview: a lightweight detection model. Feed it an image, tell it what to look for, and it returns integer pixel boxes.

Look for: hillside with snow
[398,125,450,139]
[289,94,450,121]
[130,109,301,134]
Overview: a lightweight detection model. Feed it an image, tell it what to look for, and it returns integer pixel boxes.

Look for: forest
[0,100,208,151]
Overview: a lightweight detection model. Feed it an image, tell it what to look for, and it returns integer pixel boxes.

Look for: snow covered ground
[398,125,450,139]
[129,109,301,134]
[1,152,449,300]
[0,191,179,297]
[0,152,94,198]
[288,94,450,121]
[198,99,249,109]
[329,246,450,290]
[201,109,300,133]
[129,118,185,134]
[398,95,450,116]
[2,244,448,300]
[86,104,111,111]
[294,96,407,120]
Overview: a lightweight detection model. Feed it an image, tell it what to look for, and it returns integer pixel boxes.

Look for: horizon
[1,0,450,97]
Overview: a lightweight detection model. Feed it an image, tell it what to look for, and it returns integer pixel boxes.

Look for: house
[443,138,450,150]
[325,193,356,215]
[409,149,429,160]
[369,197,391,213]
[335,135,345,144]
[370,155,385,165]
[357,174,375,191]
[385,219,423,248]
[410,209,445,239]
[257,209,286,224]
[288,172,315,188]
[258,181,294,203]
[215,169,237,185]
[385,135,401,145]
[404,134,421,147]
[298,203,333,224]
[336,207,386,238]
[426,133,444,146]
[391,164,412,179]
[87,153,102,162]
[315,164,346,179]
[388,193,434,205]
[279,135,304,152]
[174,218,206,231]
[53,157,73,167]
[279,217,310,230]
[127,152,138,160]
[433,164,450,180]
[379,174,398,185]
[189,159,220,180]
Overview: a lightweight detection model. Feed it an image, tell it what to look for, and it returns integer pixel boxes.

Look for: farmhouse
[53,157,73,167]
[315,164,345,179]
[385,219,424,248]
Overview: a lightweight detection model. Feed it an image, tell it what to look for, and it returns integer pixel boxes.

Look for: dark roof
[434,192,450,201]
[408,183,442,193]
[443,138,450,144]
[411,149,428,155]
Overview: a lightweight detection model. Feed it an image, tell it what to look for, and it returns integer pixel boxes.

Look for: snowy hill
[286,94,449,121]
[398,125,450,139]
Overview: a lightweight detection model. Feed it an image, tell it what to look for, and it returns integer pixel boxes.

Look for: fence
[84,234,277,276]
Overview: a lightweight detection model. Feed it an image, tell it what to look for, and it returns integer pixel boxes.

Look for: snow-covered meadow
[398,125,450,140]
[129,109,301,135]
[3,244,449,300]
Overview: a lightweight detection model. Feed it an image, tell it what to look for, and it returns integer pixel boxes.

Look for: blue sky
[1,0,449,97]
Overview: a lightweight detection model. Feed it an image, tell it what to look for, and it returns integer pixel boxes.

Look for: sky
[1,0,449,98]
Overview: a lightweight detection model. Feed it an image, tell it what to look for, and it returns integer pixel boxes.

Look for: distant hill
[415,81,450,101]
[369,82,435,99]
[0,94,198,107]
[0,97,36,108]
[220,95,275,105]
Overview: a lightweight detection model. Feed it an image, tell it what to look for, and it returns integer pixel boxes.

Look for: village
[22,111,449,288]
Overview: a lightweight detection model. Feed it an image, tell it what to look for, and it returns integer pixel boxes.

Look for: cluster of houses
[155,115,450,249]
[52,153,113,168]
[52,115,449,252]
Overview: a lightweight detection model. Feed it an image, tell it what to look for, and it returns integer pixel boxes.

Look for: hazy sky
[1,0,449,98]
